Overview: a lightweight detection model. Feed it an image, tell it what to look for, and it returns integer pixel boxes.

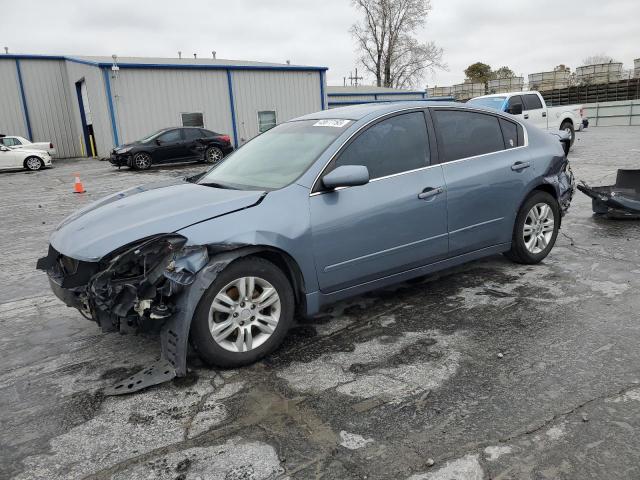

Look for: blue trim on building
[14,59,33,140]
[102,68,120,147]
[327,91,427,97]
[226,70,239,148]
[1,54,327,72]
[319,71,326,110]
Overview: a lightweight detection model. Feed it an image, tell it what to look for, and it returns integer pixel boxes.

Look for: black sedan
[109,127,234,170]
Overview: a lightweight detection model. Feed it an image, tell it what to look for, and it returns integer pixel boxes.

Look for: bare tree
[582,54,617,66]
[351,0,445,88]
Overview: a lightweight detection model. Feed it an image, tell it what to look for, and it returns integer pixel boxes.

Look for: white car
[0,135,56,156]
[0,144,52,171]
[468,91,583,146]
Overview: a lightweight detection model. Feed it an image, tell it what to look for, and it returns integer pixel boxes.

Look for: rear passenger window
[433,110,505,162]
[334,111,429,179]
[522,94,543,110]
[499,118,518,149]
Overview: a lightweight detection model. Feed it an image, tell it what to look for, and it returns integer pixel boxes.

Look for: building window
[258,111,277,133]
[181,112,204,128]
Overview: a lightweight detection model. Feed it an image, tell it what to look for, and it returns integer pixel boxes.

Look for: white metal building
[0,54,328,158]
[327,86,429,108]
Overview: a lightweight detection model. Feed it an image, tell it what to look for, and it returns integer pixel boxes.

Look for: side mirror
[322,165,370,190]
[507,103,523,115]
[156,139,163,145]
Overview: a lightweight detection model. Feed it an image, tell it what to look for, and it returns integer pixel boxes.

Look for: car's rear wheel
[560,120,575,147]
[190,257,294,368]
[204,146,224,165]
[24,156,44,171]
[505,190,560,264]
[132,152,152,170]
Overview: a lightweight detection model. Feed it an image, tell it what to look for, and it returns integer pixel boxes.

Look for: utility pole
[348,68,363,87]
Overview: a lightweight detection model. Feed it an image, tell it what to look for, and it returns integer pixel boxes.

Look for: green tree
[464,62,492,84]
[493,66,515,79]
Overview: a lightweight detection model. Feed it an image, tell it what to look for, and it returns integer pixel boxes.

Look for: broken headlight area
[87,235,213,333]
[38,234,211,335]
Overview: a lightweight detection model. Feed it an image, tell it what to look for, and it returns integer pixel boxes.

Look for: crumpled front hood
[51,179,265,261]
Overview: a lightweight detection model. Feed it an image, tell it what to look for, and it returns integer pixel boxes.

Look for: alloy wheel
[134,153,151,169]
[206,147,223,164]
[523,202,555,254]
[208,276,281,353]
[26,157,42,170]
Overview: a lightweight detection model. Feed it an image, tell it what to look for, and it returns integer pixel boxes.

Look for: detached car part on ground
[37,102,574,394]
[578,169,640,218]
[109,127,233,170]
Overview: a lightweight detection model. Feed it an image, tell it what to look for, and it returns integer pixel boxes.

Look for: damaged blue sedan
[37,102,574,393]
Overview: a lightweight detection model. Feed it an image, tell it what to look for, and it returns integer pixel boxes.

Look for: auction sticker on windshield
[313,119,351,128]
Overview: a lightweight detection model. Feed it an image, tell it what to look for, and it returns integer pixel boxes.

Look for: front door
[431,108,535,256]
[154,129,188,163]
[310,111,449,293]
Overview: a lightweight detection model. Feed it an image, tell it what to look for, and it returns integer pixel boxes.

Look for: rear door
[0,147,25,169]
[522,93,547,129]
[182,128,204,160]
[310,110,448,292]
[431,108,534,256]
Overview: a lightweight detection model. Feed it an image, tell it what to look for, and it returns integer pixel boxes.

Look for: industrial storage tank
[426,86,454,97]
[487,77,524,94]
[452,82,484,100]
[634,58,640,79]
[576,62,623,84]
[528,70,571,90]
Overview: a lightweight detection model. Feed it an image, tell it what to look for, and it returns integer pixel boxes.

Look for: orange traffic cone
[73,173,86,193]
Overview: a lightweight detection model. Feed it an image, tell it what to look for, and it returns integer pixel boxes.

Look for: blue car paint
[40,101,572,383]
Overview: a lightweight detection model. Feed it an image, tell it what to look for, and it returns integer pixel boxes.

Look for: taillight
[218,135,231,144]
[49,142,54,148]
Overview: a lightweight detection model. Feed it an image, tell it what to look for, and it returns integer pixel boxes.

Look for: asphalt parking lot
[1,127,639,480]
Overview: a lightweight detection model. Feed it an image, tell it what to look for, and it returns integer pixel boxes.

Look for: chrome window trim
[308,104,529,197]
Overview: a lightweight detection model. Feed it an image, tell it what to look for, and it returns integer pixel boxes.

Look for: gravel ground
[1,127,639,480]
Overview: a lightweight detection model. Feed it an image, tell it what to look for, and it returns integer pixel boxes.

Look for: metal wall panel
[0,59,28,137]
[231,70,322,144]
[112,68,233,145]
[328,94,376,103]
[19,59,80,157]
[65,61,113,157]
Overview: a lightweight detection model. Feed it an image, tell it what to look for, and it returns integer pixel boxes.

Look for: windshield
[467,96,506,111]
[198,119,351,190]
[139,130,167,143]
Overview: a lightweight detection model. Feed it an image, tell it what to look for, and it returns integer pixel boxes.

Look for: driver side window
[333,111,430,180]
[158,130,182,143]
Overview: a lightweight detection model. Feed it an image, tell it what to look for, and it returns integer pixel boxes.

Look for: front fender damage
[105,246,264,395]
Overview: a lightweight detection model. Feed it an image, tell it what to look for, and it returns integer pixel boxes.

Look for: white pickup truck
[467,91,584,146]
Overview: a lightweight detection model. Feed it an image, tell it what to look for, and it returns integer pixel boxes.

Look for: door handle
[418,186,444,200]
[542,111,547,117]
[511,161,531,171]
[523,114,529,119]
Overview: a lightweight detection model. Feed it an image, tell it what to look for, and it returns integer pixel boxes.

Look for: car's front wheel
[24,156,44,171]
[190,257,294,367]
[560,120,575,147]
[132,152,152,170]
[204,146,224,165]
[505,190,560,264]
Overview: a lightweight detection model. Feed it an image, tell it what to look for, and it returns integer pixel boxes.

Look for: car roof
[292,101,461,122]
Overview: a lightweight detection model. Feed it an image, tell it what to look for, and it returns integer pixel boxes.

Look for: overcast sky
[2,0,639,88]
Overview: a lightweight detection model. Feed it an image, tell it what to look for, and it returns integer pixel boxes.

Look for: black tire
[24,156,44,171]
[560,120,575,147]
[190,257,294,368]
[204,146,224,165]
[504,190,560,264]
[131,152,152,170]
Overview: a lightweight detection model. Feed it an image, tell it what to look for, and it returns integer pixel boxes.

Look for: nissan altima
[37,102,574,393]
